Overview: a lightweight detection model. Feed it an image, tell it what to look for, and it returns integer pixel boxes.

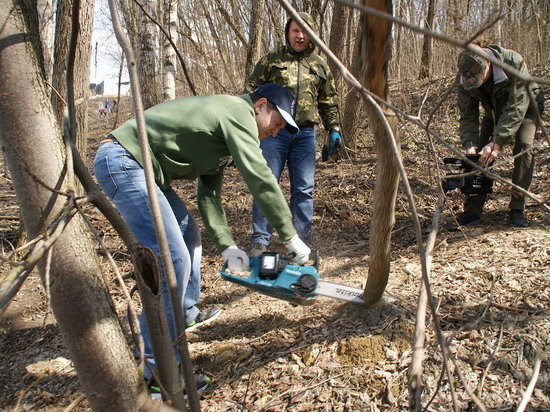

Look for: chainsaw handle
[285,250,319,268]
[311,250,319,269]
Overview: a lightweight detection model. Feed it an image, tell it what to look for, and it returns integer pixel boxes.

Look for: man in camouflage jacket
[246,11,342,254]
[455,44,544,227]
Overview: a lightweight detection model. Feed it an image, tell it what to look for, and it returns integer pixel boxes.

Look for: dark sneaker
[457,211,481,226]
[186,307,222,332]
[509,209,528,227]
[250,243,267,257]
[148,374,211,400]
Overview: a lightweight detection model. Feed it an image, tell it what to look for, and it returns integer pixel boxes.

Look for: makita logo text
[336,288,364,298]
[286,269,301,276]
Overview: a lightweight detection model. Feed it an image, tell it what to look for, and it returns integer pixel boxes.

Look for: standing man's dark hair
[455,43,545,227]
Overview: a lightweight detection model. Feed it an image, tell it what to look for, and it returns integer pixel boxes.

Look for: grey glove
[222,246,250,272]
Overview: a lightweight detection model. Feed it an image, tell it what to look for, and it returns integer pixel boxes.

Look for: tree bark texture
[37,0,54,82]
[138,0,161,109]
[359,0,401,306]
[0,2,141,409]
[418,0,436,79]
[51,0,93,159]
[161,0,178,101]
[341,34,363,153]
[244,0,266,81]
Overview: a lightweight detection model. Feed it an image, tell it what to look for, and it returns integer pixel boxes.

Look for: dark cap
[457,51,488,90]
[254,83,299,134]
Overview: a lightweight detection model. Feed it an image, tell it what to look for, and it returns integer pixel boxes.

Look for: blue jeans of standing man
[93,141,201,377]
[251,126,316,246]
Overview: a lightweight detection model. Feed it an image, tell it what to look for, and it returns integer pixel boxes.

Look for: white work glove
[285,235,311,265]
[221,246,250,272]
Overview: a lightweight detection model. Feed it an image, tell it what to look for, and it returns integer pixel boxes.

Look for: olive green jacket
[457,45,545,147]
[111,94,296,252]
[245,13,339,130]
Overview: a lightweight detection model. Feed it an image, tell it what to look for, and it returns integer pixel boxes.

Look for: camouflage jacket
[456,45,545,147]
[246,44,340,130]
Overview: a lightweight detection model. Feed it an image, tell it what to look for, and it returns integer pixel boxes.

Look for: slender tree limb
[477,324,504,398]
[108,0,199,409]
[73,199,145,375]
[517,353,543,412]
[0,196,80,314]
[213,0,247,48]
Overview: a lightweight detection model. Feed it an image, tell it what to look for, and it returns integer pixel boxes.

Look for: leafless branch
[108,0,198,408]
[517,353,544,412]
[133,0,197,95]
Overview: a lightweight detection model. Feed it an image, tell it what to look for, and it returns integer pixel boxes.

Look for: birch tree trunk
[0,1,141,409]
[162,0,178,101]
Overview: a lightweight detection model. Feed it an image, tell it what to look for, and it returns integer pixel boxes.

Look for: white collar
[484,48,508,84]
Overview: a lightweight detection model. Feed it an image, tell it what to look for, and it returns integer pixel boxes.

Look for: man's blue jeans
[93,141,201,376]
[251,126,316,245]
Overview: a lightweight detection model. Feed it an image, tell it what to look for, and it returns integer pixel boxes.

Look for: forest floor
[0,74,549,411]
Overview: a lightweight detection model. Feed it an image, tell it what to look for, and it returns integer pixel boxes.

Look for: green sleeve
[458,86,480,149]
[197,173,234,253]
[493,78,530,146]
[221,117,296,244]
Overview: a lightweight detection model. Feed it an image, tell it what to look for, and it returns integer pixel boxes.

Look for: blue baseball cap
[254,83,299,134]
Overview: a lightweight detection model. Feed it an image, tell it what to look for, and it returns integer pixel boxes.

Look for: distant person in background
[245,11,342,256]
[112,99,118,112]
[104,97,110,114]
[455,43,545,227]
[98,104,107,118]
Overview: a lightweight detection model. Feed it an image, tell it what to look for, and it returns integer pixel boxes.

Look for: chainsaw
[220,252,365,305]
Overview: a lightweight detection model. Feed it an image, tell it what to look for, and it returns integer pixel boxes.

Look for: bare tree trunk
[328,2,349,86]
[162,0,178,101]
[51,0,93,159]
[341,35,363,153]
[37,0,55,82]
[72,0,94,158]
[359,0,401,306]
[0,1,141,409]
[245,0,266,81]
[418,0,436,79]
[51,0,70,127]
[138,0,161,109]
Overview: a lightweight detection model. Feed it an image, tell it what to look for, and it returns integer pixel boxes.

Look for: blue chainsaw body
[220,253,319,305]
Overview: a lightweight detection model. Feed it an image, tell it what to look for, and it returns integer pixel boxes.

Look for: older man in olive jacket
[455,44,544,227]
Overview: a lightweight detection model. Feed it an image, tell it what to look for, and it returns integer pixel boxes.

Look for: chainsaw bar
[315,280,365,304]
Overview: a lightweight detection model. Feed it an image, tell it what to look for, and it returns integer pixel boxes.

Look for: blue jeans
[93,141,201,376]
[251,126,316,245]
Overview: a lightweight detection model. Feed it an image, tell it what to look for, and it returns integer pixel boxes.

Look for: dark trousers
[465,116,536,215]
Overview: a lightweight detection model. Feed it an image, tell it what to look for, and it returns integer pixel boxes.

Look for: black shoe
[457,211,481,226]
[148,374,211,400]
[509,209,528,227]
[186,307,222,332]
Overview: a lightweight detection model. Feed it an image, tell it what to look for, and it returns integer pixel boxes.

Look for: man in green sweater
[455,44,544,227]
[93,83,310,394]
